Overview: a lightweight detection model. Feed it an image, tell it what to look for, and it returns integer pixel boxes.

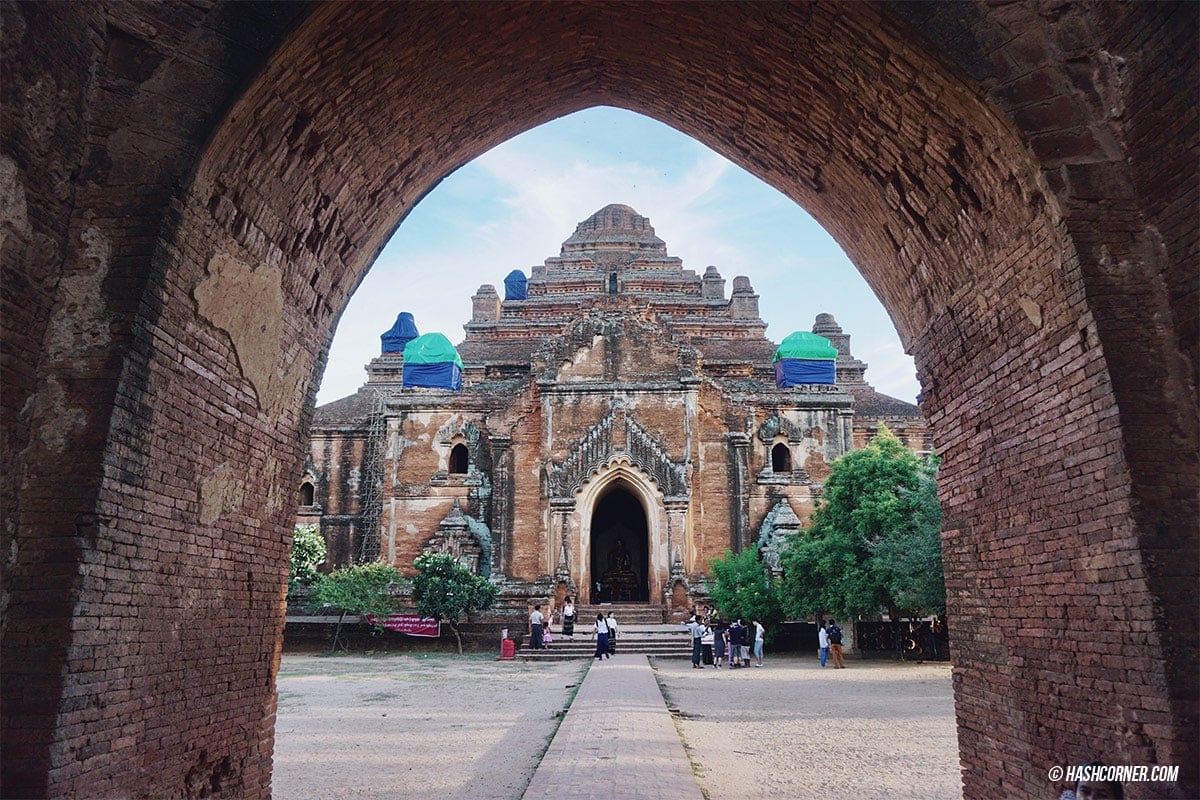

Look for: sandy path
[272,654,587,799]
[273,653,959,799]
[654,656,960,800]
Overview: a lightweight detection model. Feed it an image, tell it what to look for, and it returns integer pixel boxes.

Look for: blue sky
[316,107,919,406]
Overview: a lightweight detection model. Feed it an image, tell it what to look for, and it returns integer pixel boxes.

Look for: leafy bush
[312,562,408,651]
[289,524,326,589]
[411,552,499,653]
[708,547,783,635]
[313,561,408,618]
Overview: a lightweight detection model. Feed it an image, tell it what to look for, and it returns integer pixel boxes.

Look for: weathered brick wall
[3,3,1194,799]
[307,430,369,568]
[2,3,308,796]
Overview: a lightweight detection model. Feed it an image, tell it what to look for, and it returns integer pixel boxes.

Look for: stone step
[517,624,695,662]
[562,603,669,625]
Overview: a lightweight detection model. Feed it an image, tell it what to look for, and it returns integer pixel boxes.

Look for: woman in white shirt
[561,596,576,638]
[592,613,610,660]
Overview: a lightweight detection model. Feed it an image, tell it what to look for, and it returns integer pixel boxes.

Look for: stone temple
[301,204,929,616]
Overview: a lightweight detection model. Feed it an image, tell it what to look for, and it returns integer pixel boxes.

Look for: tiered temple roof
[456,204,770,377]
[322,205,921,438]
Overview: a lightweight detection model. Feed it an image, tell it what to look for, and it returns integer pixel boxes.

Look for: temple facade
[300,204,929,615]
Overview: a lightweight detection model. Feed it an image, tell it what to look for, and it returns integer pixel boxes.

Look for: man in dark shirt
[827,618,845,668]
[728,620,744,668]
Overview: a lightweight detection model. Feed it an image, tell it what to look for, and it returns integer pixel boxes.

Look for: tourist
[933,615,948,659]
[700,622,714,666]
[727,620,743,668]
[827,618,845,668]
[562,596,576,638]
[752,619,765,667]
[686,615,704,668]
[738,619,751,667]
[592,613,610,660]
[542,625,553,647]
[818,619,829,668]
[606,611,618,655]
[529,604,545,650]
[712,619,726,669]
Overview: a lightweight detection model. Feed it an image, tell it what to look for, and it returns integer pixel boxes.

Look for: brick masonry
[305,205,895,616]
[1,2,1195,799]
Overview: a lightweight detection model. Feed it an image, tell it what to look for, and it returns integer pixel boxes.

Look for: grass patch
[524,660,591,785]
[653,666,710,799]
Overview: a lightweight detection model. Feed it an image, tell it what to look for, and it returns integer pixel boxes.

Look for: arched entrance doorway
[589,484,650,603]
[4,4,1194,798]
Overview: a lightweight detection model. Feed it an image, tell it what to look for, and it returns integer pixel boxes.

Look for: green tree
[708,547,783,635]
[312,562,408,652]
[868,463,944,615]
[289,524,326,591]
[411,552,499,654]
[779,423,944,621]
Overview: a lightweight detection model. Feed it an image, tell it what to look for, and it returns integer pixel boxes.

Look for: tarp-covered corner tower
[503,269,527,300]
[381,311,420,353]
[773,331,837,387]
[402,332,464,390]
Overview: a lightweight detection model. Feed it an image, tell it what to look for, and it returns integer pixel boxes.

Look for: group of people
[817,618,845,668]
[686,606,765,670]
[527,597,621,661]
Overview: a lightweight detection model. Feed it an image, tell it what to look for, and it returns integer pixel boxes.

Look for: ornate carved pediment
[757,412,803,443]
[423,499,493,577]
[756,498,801,578]
[436,418,482,446]
[546,406,688,499]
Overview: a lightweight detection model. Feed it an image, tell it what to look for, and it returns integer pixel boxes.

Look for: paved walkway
[523,654,704,800]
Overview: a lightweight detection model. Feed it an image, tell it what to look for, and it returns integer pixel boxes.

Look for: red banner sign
[364,614,441,637]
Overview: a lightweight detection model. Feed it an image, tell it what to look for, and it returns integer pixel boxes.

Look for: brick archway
[3,3,1195,798]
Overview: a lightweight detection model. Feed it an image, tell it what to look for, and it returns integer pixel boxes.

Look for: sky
[316,107,919,407]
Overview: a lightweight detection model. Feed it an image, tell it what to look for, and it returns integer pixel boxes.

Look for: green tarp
[402,332,464,368]
[772,331,838,362]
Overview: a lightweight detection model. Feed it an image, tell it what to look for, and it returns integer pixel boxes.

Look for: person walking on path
[752,619,766,667]
[818,620,830,668]
[686,615,705,668]
[591,613,611,660]
[828,618,845,668]
[529,604,545,650]
[605,611,618,656]
[561,596,576,638]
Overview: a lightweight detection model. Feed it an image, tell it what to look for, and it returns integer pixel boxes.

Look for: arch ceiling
[2,2,1195,798]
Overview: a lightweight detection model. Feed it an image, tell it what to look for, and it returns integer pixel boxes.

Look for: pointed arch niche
[565,460,682,606]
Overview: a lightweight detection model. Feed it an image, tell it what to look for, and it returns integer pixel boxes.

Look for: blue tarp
[503,269,527,300]
[402,361,463,391]
[775,358,836,387]
[773,331,838,361]
[380,312,419,353]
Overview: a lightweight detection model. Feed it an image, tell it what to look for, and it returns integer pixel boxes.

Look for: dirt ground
[272,654,587,799]
[655,656,961,800]
[273,653,959,799]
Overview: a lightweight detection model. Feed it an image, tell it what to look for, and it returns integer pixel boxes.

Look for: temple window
[771,442,792,473]
[299,481,315,506]
[449,443,470,474]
